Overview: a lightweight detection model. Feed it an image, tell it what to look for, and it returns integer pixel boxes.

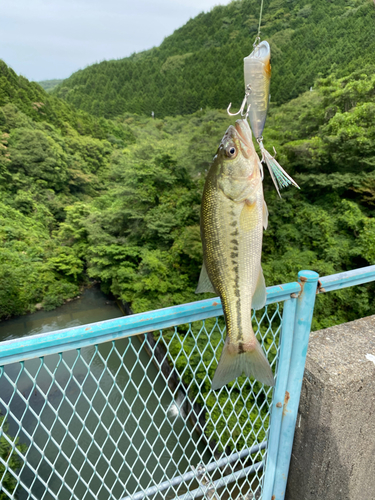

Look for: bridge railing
[0,266,374,500]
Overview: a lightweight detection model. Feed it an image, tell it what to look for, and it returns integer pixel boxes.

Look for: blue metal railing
[0,265,374,500]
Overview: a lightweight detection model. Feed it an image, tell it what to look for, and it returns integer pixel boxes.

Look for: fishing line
[254,0,264,47]
[227,0,299,196]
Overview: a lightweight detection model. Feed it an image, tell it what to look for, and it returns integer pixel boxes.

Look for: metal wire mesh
[0,304,282,500]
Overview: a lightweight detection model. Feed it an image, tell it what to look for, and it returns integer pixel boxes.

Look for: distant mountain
[52,0,375,118]
[0,60,129,141]
[38,79,64,92]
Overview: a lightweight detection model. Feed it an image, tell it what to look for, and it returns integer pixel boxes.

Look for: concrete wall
[286,315,375,500]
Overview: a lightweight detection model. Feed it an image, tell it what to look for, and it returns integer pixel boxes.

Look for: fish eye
[226,145,237,158]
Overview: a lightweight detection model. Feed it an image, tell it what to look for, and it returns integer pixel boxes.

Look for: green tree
[0,414,27,499]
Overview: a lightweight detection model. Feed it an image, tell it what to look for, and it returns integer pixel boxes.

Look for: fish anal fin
[195,262,216,294]
[240,200,258,232]
[252,266,266,310]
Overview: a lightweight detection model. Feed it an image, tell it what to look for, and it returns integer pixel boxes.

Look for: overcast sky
[1,0,229,82]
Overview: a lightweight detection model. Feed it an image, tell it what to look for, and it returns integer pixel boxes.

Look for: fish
[196,118,275,390]
[244,41,299,196]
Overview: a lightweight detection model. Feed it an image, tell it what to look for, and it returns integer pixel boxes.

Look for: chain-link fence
[1,267,373,500]
[0,306,281,499]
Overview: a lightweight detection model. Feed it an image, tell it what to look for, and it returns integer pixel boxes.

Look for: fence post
[270,270,319,500]
[261,297,297,500]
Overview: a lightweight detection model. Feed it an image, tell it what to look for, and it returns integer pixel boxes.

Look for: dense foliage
[1,58,375,329]
[0,60,133,141]
[53,0,375,118]
[0,414,26,499]
[38,79,64,92]
[0,60,135,317]
[159,314,278,453]
[1,0,375,454]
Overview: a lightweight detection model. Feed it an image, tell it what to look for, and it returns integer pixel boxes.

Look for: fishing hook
[257,137,265,162]
[227,85,251,119]
[258,140,278,163]
[256,137,265,180]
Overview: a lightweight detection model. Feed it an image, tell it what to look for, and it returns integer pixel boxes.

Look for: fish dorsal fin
[195,262,216,294]
[252,266,267,310]
[263,200,268,230]
[240,200,258,232]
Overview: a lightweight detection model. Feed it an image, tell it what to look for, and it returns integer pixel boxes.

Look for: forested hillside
[1,0,374,470]
[0,60,134,317]
[0,61,132,140]
[52,0,375,118]
[38,79,64,92]
[1,1,374,462]
[1,54,375,328]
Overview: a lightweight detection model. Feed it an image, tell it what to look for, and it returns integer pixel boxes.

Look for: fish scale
[197,119,275,389]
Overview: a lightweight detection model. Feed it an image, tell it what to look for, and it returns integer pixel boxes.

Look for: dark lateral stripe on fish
[233,246,243,341]
[199,119,274,389]
[227,213,243,343]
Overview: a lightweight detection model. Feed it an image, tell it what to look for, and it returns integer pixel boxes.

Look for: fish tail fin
[211,337,275,390]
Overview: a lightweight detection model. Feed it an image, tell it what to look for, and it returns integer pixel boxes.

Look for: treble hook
[256,137,265,180]
[227,85,251,119]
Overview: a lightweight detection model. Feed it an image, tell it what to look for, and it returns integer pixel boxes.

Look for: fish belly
[201,177,275,388]
[201,181,263,343]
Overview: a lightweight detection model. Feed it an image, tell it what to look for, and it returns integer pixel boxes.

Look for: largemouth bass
[197,119,275,390]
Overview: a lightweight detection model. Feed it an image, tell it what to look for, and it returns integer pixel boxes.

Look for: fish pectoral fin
[239,200,258,232]
[263,200,268,230]
[195,262,216,294]
[252,266,267,310]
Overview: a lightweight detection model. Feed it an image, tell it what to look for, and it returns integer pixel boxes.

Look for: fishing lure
[228,41,299,196]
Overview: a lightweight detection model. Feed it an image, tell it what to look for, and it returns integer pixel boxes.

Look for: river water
[0,287,209,499]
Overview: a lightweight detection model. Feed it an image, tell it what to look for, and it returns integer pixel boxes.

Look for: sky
[1,0,230,82]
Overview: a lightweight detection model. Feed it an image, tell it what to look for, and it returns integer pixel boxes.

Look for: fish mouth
[235,120,252,148]
[234,119,255,159]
